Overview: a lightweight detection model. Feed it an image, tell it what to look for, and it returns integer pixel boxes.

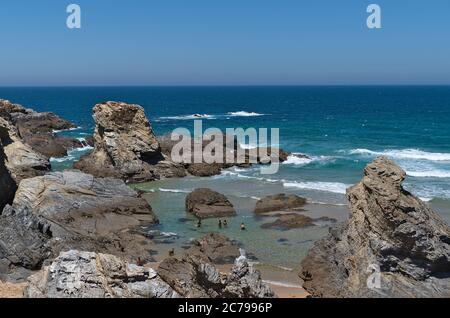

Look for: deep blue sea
[1,86,449,271]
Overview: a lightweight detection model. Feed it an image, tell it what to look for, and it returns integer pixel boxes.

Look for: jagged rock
[24,250,179,298]
[74,101,186,182]
[0,205,53,281]
[0,170,158,280]
[0,141,16,211]
[158,250,275,298]
[0,117,50,182]
[186,188,236,219]
[187,233,241,264]
[300,157,450,298]
[223,251,276,298]
[0,99,81,158]
[254,194,307,214]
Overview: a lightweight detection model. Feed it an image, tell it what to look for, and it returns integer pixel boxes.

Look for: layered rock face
[300,157,450,298]
[0,117,50,182]
[0,141,17,212]
[25,250,179,298]
[158,251,275,298]
[0,170,158,280]
[0,99,80,159]
[186,188,237,219]
[74,102,185,182]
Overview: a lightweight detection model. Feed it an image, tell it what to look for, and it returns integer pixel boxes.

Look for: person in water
[240,222,246,231]
[196,219,202,228]
[218,219,222,229]
[223,220,228,228]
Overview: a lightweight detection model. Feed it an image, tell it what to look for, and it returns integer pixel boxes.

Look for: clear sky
[1,0,449,86]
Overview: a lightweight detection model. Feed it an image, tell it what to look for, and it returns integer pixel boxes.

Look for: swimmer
[240,222,246,231]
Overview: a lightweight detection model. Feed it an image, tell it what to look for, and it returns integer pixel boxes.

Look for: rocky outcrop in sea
[0,99,82,159]
[185,188,237,219]
[300,157,450,298]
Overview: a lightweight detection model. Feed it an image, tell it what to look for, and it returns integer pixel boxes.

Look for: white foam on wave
[282,155,312,166]
[50,156,75,163]
[283,154,338,167]
[158,111,265,121]
[283,181,350,194]
[406,170,450,178]
[227,111,265,117]
[52,126,82,134]
[158,114,216,120]
[158,188,191,194]
[348,148,450,161]
[220,170,280,183]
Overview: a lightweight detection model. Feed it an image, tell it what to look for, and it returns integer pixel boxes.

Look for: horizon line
[1,84,450,88]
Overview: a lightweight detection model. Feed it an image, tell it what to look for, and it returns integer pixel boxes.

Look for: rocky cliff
[300,157,450,298]
[0,170,158,281]
[74,101,186,182]
[0,99,81,159]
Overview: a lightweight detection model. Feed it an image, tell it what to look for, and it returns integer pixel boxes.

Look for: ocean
[1,86,449,271]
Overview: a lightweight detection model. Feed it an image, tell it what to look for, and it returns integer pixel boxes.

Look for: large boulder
[300,157,450,298]
[186,188,236,219]
[24,250,179,298]
[157,250,275,298]
[254,194,307,214]
[0,170,158,280]
[74,101,185,182]
[187,233,241,264]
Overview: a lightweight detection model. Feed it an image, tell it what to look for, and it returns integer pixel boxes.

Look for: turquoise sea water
[1,86,449,270]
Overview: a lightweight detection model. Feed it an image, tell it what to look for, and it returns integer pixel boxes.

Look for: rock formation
[25,248,275,298]
[0,116,50,182]
[159,133,291,178]
[74,101,185,182]
[0,141,16,211]
[0,170,158,280]
[158,250,275,298]
[186,233,241,264]
[254,193,307,214]
[185,188,237,219]
[0,99,81,159]
[300,157,450,298]
[25,250,179,298]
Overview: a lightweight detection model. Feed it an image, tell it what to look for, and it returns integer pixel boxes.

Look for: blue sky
[0,0,449,86]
